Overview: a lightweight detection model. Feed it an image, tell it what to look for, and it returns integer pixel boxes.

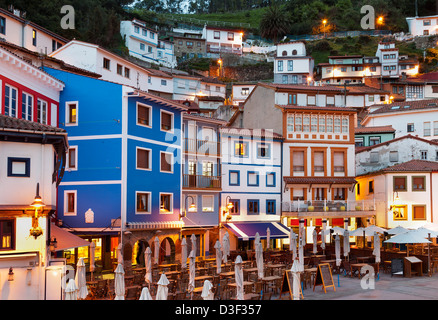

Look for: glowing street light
[377,16,384,29]
[322,19,328,38]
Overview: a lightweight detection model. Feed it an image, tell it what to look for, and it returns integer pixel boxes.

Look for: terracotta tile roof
[262,83,345,92]
[354,125,395,134]
[341,85,389,94]
[0,114,65,133]
[369,99,438,115]
[278,105,357,112]
[383,160,438,172]
[355,134,438,153]
[220,127,283,139]
[283,176,357,184]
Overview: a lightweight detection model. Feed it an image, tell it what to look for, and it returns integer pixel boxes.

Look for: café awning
[224,222,290,241]
[51,225,91,251]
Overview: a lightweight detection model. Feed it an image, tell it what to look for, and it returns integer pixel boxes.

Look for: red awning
[51,225,91,251]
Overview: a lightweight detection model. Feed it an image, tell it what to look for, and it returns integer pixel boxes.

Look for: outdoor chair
[175,292,187,300]
[342,260,355,277]
[125,286,140,300]
[95,279,108,298]
[106,279,115,299]
[262,292,272,300]
[252,281,263,294]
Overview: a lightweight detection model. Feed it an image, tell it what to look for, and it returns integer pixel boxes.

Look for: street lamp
[377,16,384,29]
[182,195,196,220]
[29,183,45,239]
[322,19,327,38]
[223,196,233,222]
[218,58,223,77]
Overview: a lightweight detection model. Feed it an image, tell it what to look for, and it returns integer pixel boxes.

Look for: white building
[231,83,256,106]
[120,19,177,68]
[220,127,288,251]
[0,7,68,55]
[361,99,438,140]
[406,15,438,37]
[202,26,243,57]
[274,41,314,85]
[375,42,399,79]
[356,160,438,229]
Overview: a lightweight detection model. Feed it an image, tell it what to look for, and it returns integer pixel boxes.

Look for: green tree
[259,4,290,43]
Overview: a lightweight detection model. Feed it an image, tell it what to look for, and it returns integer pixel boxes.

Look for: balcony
[183,174,221,190]
[183,138,220,156]
[281,200,376,218]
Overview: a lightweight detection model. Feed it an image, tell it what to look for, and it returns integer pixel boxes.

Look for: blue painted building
[44,67,188,271]
[181,109,226,257]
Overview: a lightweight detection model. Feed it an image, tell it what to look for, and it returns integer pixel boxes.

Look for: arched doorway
[132,239,150,267]
[159,237,176,264]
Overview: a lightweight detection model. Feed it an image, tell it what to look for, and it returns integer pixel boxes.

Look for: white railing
[281,199,376,212]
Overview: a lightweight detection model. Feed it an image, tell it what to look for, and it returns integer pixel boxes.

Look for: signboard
[313,263,335,293]
[279,270,303,300]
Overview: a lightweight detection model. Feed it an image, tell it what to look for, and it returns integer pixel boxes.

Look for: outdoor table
[227,281,254,295]
[164,270,180,279]
[86,280,99,299]
[158,263,178,271]
[194,275,213,286]
[350,263,368,279]
[261,275,281,293]
[356,256,372,263]
[219,271,235,279]
[124,275,135,286]
[231,293,260,300]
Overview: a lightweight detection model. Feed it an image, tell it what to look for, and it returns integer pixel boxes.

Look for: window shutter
[137,149,149,169]
[161,112,172,130]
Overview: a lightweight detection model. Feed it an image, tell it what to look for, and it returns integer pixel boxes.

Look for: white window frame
[202,195,214,212]
[4,84,18,118]
[37,98,48,125]
[136,191,151,214]
[136,147,152,171]
[65,101,78,126]
[159,192,173,214]
[64,190,77,216]
[136,102,152,128]
[160,151,174,173]
[160,110,174,133]
[67,145,78,171]
[22,91,33,121]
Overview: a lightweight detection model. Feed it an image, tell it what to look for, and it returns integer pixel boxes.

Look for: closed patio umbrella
[373,232,381,263]
[290,259,302,300]
[191,234,197,258]
[234,255,244,300]
[320,227,326,252]
[222,233,230,264]
[312,229,317,254]
[145,247,152,284]
[256,242,264,279]
[156,273,169,300]
[290,231,297,260]
[75,257,88,300]
[201,280,214,300]
[90,241,96,281]
[335,235,341,267]
[298,237,304,267]
[117,242,123,265]
[181,237,187,270]
[343,229,350,259]
[114,263,125,300]
[154,237,160,265]
[215,240,222,274]
[139,286,153,300]
[255,232,260,247]
[188,250,196,299]
[65,278,78,300]
[266,227,271,250]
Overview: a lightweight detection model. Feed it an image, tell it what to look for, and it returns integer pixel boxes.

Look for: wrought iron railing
[281,199,376,212]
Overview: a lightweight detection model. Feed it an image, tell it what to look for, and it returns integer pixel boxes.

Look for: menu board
[279,270,303,300]
[313,263,335,293]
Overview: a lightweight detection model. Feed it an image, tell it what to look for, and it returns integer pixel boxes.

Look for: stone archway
[133,239,150,267]
[159,237,176,264]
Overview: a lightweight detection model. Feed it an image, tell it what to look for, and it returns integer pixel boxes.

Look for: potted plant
[355,205,362,211]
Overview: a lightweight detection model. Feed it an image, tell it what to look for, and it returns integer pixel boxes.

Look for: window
[247,171,259,186]
[319,116,325,132]
[248,200,259,215]
[22,92,33,121]
[311,116,318,132]
[369,136,381,146]
[266,173,275,187]
[412,176,425,191]
[266,200,276,215]
[160,152,173,173]
[66,102,78,125]
[370,152,379,163]
[150,32,155,39]
[333,152,345,172]
[407,123,415,132]
[229,171,240,186]
[307,96,316,106]
[293,151,305,172]
[369,180,374,194]
[202,162,213,176]
[37,99,47,124]
[161,111,173,131]
[140,43,145,51]
[124,68,130,79]
[234,141,248,157]
[421,150,428,160]
[117,64,123,75]
[424,122,431,136]
[393,176,407,192]
[186,41,193,47]
[287,60,293,71]
[287,114,294,132]
[288,94,297,105]
[292,189,305,201]
[241,88,250,96]
[137,103,151,127]
[7,157,30,177]
[227,32,234,40]
[355,137,364,147]
[103,58,110,70]
[389,151,399,162]
[357,183,360,195]
[161,80,167,86]
[137,148,151,170]
[0,17,5,35]
[229,199,240,215]
[393,205,407,220]
[202,195,214,212]
[282,75,288,84]
[67,147,77,170]
[333,188,345,200]
[326,116,333,133]
[4,85,17,117]
[134,26,140,33]
[342,117,349,133]
[278,60,283,72]
[0,219,14,250]
[148,46,152,53]
[257,143,270,158]
[32,29,37,46]
[295,115,302,131]
[424,20,431,26]
[160,193,173,213]
[413,205,426,220]
[303,115,310,132]
[142,28,147,36]
[334,117,341,133]
[136,192,151,213]
[188,161,196,175]
[214,31,220,39]
[64,191,77,216]
[434,121,438,136]
[314,151,324,173]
